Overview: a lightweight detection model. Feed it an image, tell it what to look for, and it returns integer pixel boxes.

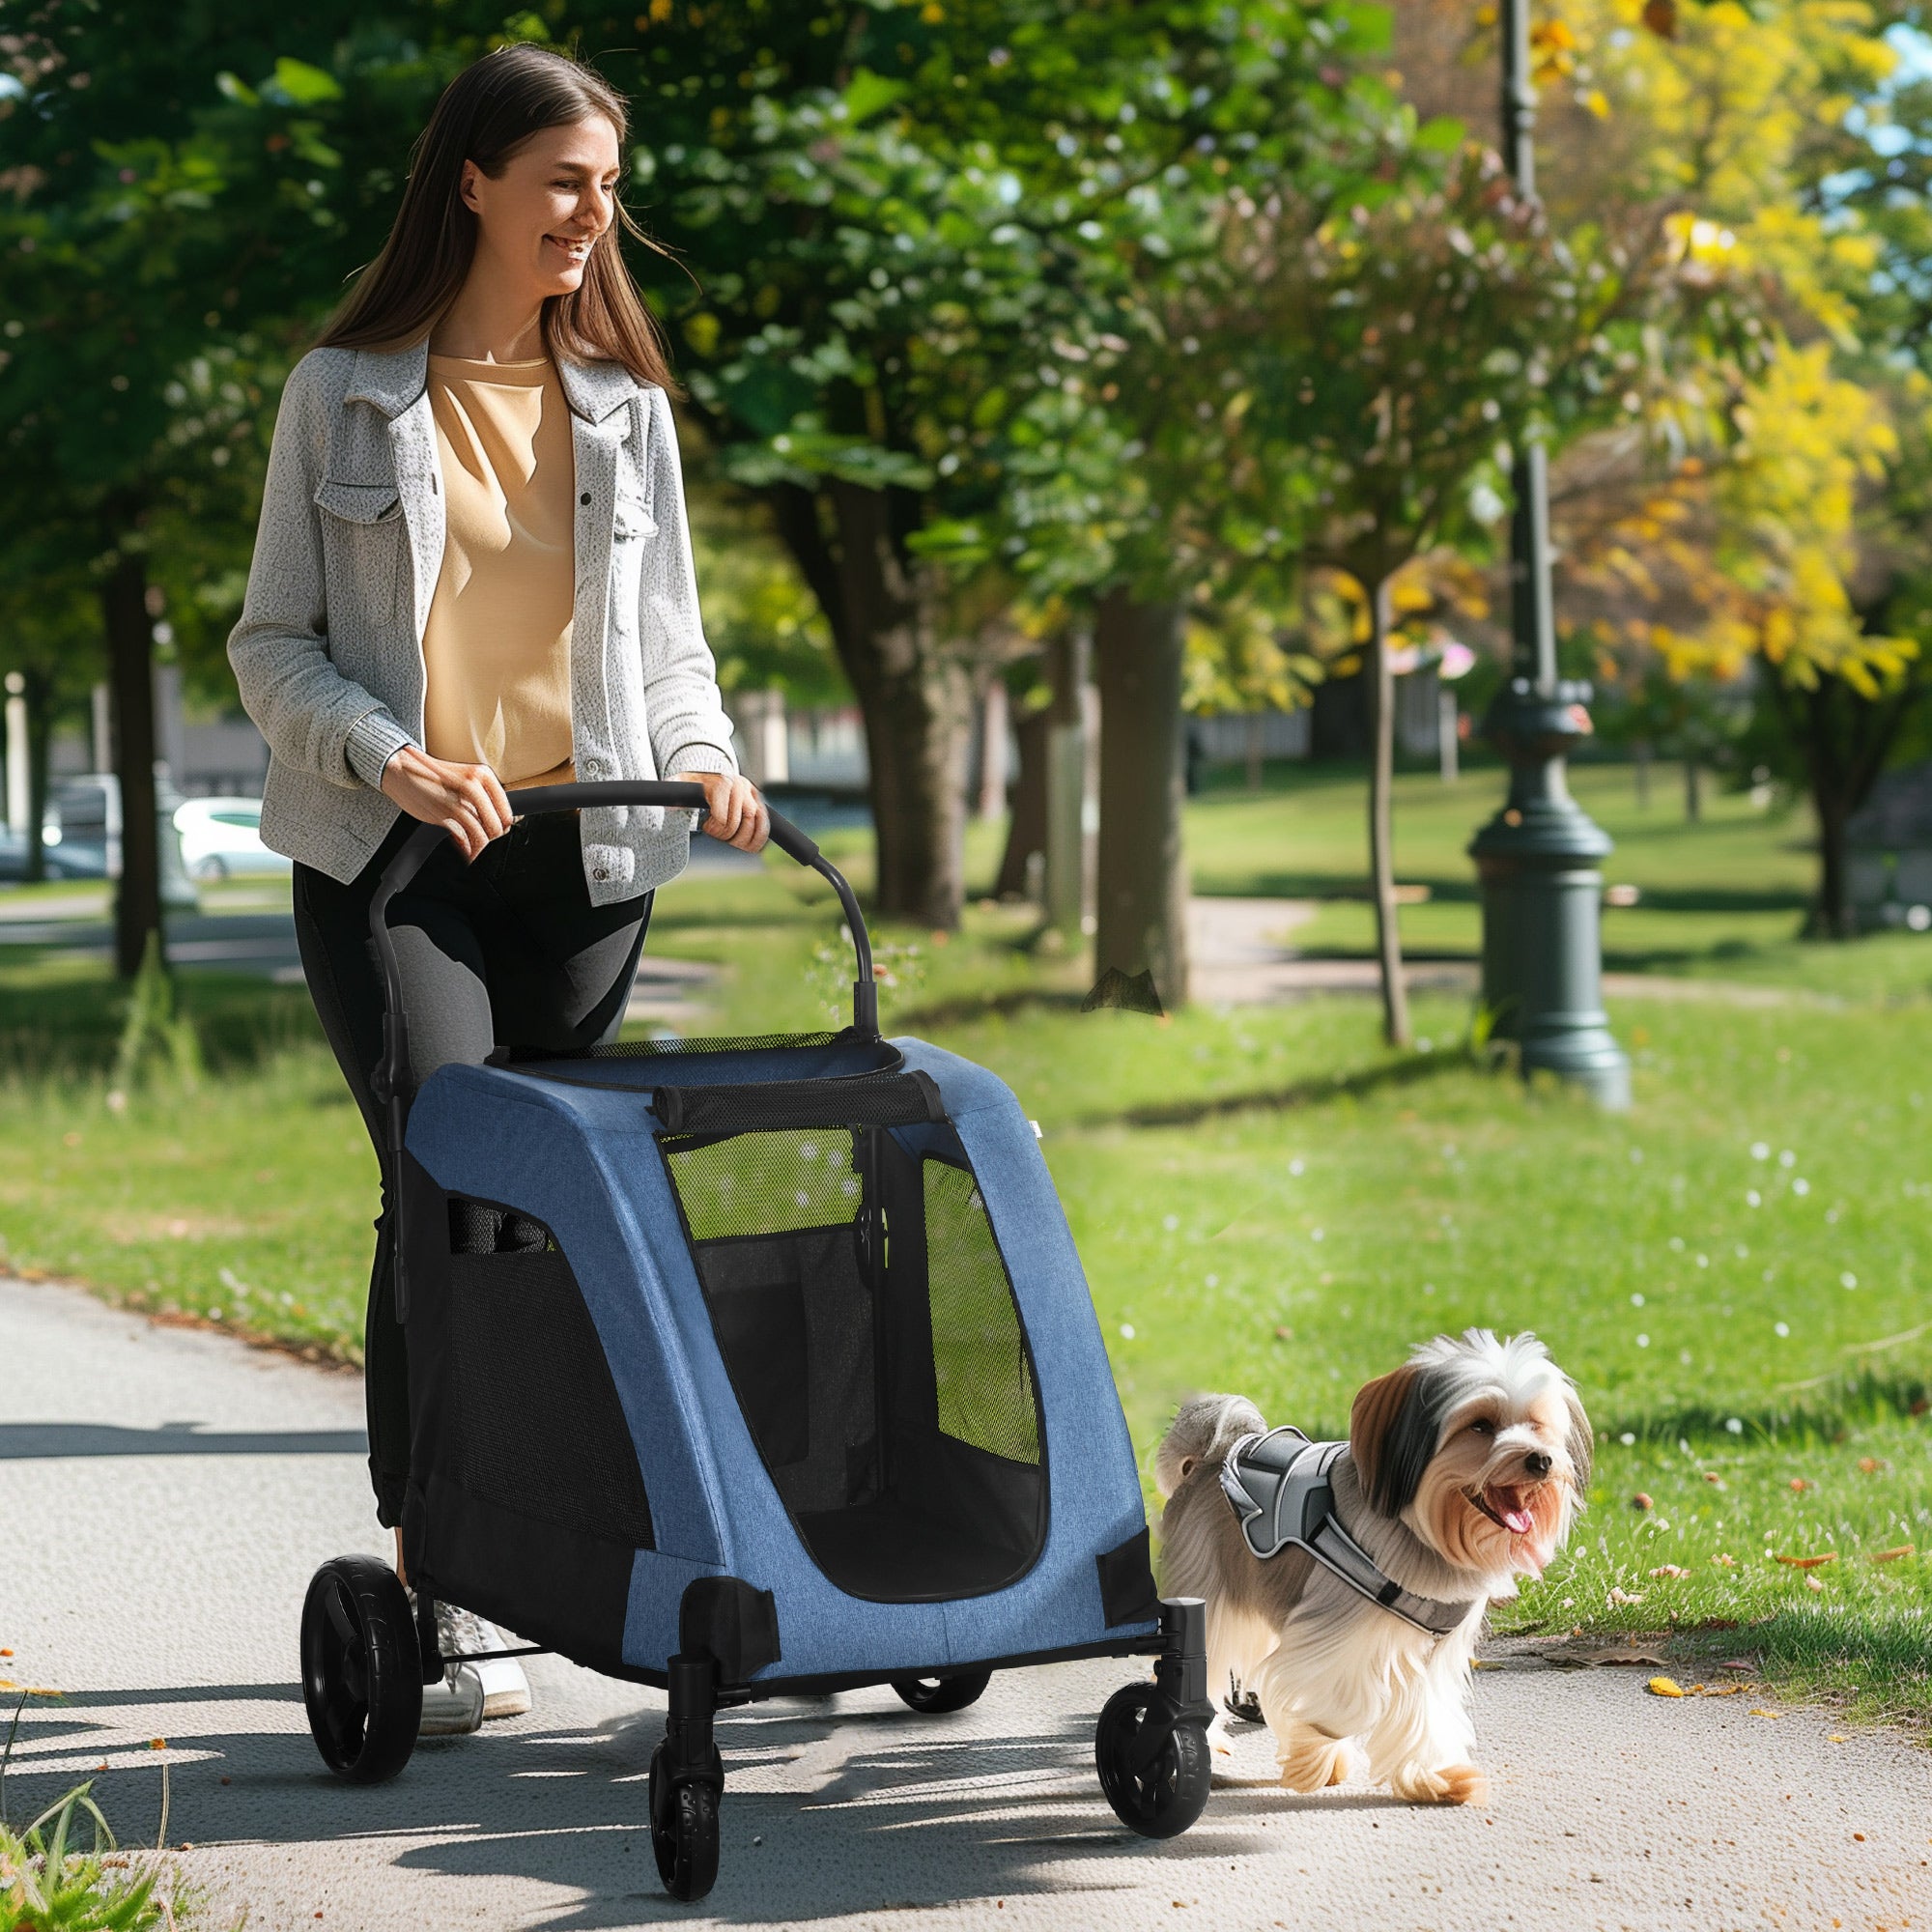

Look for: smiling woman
[223,42,773,1743]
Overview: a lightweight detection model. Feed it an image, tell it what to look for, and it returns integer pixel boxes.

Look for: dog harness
[1218,1427,1478,1637]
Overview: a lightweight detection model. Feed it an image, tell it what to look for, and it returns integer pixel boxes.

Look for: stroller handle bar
[367,780,879,1127]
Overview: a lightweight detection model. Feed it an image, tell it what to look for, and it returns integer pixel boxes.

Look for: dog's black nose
[1523,1451,1552,1477]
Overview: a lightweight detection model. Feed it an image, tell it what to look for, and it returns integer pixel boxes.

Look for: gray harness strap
[1218,1427,1476,1638]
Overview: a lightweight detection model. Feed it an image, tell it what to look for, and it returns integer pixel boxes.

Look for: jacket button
[593,867,608,881]
[580,491,591,505]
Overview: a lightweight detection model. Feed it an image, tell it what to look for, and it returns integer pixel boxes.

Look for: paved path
[1186,898,1811,1010]
[5,1275,1928,1932]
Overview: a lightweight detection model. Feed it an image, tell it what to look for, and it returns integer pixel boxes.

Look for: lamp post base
[1470,680,1630,1110]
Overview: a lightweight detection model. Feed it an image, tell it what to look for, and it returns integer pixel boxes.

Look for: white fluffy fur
[1155,1329,1589,1804]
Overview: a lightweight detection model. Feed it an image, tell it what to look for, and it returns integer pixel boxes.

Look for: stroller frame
[298,781,1213,1901]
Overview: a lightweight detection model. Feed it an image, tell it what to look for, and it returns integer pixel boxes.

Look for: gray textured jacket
[227,340,737,903]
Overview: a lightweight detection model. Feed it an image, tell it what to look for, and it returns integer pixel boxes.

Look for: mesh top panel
[503,1031,846,1060]
[664,1128,865,1242]
[923,1158,1040,1465]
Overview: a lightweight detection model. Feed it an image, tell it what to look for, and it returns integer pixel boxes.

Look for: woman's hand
[379,745,514,863]
[686,771,770,853]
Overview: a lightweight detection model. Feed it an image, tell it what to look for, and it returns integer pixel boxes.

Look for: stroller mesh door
[662,1121,1045,1602]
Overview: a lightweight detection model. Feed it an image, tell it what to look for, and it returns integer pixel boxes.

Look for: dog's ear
[1350,1364,1436,1518]
[1561,1383,1594,1496]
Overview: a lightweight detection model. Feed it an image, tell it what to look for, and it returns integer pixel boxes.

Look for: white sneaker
[434,1601,532,1720]
[419,1662,486,1736]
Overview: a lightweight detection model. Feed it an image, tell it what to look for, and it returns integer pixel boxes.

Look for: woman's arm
[226,355,419,790]
[632,385,766,851]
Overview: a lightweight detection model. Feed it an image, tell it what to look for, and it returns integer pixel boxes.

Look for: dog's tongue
[1488,1487,1535,1535]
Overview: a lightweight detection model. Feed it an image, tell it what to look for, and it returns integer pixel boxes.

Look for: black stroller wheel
[1094,1682,1211,1839]
[891,1666,991,1714]
[649,1744,721,1901]
[299,1555,421,1783]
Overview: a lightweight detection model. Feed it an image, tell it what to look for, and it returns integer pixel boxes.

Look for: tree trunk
[22,667,54,885]
[1814,792,1851,938]
[976,675,1008,821]
[995,700,1049,900]
[1364,577,1410,1048]
[1094,588,1189,1008]
[1633,738,1651,809]
[773,478,971,929]
[102,545,162,980]
[1683,756,1701,823]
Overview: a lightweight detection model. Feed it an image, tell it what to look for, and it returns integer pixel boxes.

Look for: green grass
[3,769,1930,1724]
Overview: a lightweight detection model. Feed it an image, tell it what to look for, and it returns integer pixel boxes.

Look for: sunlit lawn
[2,760,1929,1720]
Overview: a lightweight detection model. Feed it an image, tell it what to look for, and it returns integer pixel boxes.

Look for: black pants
[293,810,651,1524]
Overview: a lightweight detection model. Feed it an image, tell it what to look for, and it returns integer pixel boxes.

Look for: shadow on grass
[1077,1046,1476,1129]
[1599,1372,1932,1450]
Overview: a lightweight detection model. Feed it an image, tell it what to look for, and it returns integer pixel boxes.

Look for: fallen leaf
[1774,1551,1838,1570]
[0,1679,15,1691]
[1853,1833,1865,1842]
[1858,1458,1887,1474]
[1830,1734,1848,1743]
[1720,1660,1754,1671]
[1648,1676,1686,1696]
[1701,1685,1745,1698]
[0,1649,12,1658]
[1704,1471,1726,1487]
[1749,1708,1780,1719]
[1649,1564,1691,1579]
[1868,1545,1915,1563]
[27,1688,59,1697]
[1788,1478,1811,1492]
[149,1738,167,1750]
[1632,1492,1654,1511]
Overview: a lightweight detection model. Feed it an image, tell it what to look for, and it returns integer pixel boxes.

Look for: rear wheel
[1095,1681,1211,1839]
[300,1556,421,1783]
[891,1667,992,1715]
[649,1745,721,1901]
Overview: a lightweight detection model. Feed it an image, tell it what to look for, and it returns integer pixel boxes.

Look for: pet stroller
[298,781,1212,1901]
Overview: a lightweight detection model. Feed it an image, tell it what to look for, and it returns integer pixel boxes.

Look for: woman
[229,43,767,1733]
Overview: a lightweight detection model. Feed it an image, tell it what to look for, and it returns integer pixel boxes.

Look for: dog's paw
[1277,1732,1350,1794]
[1393,1762,1489,1806]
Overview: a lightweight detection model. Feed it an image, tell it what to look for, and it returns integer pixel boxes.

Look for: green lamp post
[1467,0,1631,1109]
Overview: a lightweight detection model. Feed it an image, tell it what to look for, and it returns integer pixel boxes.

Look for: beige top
[421,354,576,787]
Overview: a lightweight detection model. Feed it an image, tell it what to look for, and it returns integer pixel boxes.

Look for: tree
[1170,143,1649,1043]
[589,0,1378,938]
[0,7,468,972]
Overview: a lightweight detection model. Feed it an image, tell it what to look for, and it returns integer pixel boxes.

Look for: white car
[173,796,291,882]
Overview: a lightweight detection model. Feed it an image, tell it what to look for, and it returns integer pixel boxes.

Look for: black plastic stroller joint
[1149,1597,1213,1743]
[366,780,880,1317]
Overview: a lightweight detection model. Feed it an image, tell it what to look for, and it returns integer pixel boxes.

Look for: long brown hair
[316,43,678,390]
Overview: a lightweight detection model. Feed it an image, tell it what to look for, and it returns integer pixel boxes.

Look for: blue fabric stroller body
[298,782,1213,1900]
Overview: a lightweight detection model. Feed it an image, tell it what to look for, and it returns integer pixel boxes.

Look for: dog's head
[1350,1329,1590,1579]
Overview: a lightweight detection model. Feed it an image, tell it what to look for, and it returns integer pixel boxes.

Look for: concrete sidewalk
[3,1273,1928,1932]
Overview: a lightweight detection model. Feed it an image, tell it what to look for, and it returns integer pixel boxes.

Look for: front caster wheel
[891,1666,992,1715]
[649,1745,721,1901]
[300,1555,422,1783]
[1095,1681,1211,1839]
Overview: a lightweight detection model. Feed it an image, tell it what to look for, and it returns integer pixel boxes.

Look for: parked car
[174,795,290,883]
[41,774,199,910]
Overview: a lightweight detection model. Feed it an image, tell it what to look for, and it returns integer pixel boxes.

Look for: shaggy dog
[1154,1329,1589,1804]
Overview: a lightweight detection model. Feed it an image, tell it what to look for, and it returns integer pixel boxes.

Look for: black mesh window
[660,1121,1046,1604]
[924,1159,1040,1465]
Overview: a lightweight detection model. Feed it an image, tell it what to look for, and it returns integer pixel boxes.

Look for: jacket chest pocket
[315,478,406,632]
